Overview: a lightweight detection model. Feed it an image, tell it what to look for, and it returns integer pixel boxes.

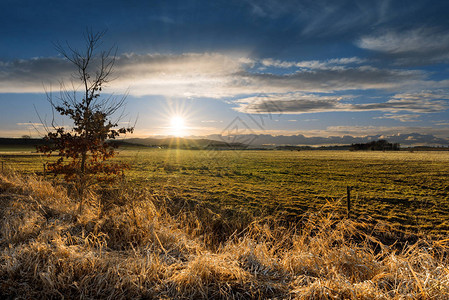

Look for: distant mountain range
[1,131,448,151]
[201,133,449,147]
[120,132,449,148]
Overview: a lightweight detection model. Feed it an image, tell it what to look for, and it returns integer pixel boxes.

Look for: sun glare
[170,116,186,136]
[161,99,195,137]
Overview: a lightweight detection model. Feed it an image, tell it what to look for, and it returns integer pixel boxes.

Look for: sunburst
[170,116,186,136]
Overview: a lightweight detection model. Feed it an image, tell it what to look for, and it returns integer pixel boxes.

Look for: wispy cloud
[235,93,345,114]
[16,122,44,127]
[260,57,365,70]
[357,27,449,64]
[201,120,223,123]
[243,66,423,93]
[235,91,449,114]
[374,114,421,122]
[245,0,394,36]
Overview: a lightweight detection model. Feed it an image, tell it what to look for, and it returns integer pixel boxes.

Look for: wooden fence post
[43,163,46,177]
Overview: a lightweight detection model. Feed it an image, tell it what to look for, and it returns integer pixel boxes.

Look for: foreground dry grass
[0,171,448,299]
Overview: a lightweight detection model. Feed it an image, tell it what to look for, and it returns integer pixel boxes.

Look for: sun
[161,99,195,137]
[170,116,186,136]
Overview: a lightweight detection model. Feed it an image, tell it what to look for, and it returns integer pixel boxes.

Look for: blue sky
[1,0,449,145]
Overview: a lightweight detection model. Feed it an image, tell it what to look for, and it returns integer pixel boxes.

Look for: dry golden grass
[0,170,448,299]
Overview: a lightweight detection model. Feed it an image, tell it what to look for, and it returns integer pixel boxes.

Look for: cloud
[0,52,441,100]
[116,53,246,76]
[244,0,295,18]
[260,57,366,69]
[0,57,73,92]
[243,66,424,93]
[201,120,223,123]
[234,91,449,114]
[114,55,422,96]
[351,98,447,113]
[374,114,420,122]
[358,28,449,54]
[112,53,252,97]
[0,53,247,97]
[235,93,344,114]
[357,27,449,64]
[16,122,44,127]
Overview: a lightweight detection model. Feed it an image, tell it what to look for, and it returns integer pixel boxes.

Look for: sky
[1,0,449,146]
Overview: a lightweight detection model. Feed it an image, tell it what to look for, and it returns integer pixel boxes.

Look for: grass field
[1,147,449,298]
[1,159,449,298]
[2,147,449,235]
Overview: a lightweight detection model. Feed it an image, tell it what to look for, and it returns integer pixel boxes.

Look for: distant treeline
[275,145,351,151]
[350,140,400,151]
[0,137,45,146]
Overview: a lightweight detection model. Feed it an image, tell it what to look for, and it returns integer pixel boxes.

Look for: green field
[2,147,449,234]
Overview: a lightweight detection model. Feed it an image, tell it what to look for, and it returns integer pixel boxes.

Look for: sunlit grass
[121,149,449,235]
[2,148,449,235]
[0,170,448,298]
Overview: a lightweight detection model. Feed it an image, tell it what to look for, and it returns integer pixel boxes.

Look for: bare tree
[38,30,133,209]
